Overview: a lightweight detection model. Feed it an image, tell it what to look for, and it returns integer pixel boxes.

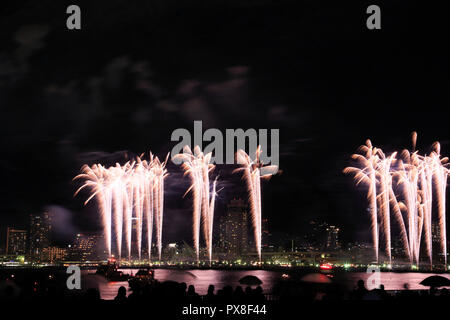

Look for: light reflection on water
[81,269,450,300]
[83,269,282,300]
[338,272,450,291]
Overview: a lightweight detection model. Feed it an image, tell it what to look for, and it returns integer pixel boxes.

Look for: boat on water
[96,258,130,282]
[128,268,155,288]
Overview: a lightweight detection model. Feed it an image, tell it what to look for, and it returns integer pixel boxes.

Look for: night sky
[1,1,449,247]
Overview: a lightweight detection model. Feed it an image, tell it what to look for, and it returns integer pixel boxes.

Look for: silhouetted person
[244,286,252,300]
[142,283,152,299]
[187,285,200,302]
[128,283,141,301]
[254,286,265,302]
[180,282,187,299]
[115,286,127,303]
[206,285,215,303]
[377,284,389,300]
[233,286,245,301]
[430,286,437,297]
[223,285,233,301]
[353,279,368,300]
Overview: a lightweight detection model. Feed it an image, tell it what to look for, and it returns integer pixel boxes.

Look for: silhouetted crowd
[112,282,266,304]
[273,278,450,302]
[1,269,450,303]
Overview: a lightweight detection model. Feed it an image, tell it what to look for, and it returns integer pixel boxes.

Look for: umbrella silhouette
[420,275,450,287]
[239,275,262,285]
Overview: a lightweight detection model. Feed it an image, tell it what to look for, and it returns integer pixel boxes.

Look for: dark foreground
[1,268,450,319]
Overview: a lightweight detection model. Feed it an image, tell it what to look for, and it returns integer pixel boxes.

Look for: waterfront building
[29,212,51,260]
[42,246,68,263]
[219,199,249,258]
[6,227,27,255]
[69,233,103,261]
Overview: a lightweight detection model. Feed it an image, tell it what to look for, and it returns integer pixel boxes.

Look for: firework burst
[74,153,168,263]
[174,146,217,264]
[235,146,278,262]
[345,134,449,268]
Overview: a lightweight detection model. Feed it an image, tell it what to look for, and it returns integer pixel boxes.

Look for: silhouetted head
[224,285,233,295]
[188,285,196,294]
[208,285,215,295]
[118,286,126,296]
[181,282,187,292]
[430,286,437,295]
[379,284,385,291]
[235,286,243,294]
[255,286,263,294]
[245,286,252,294]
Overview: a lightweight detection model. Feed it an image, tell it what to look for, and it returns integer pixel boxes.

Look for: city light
[320,263,333,270]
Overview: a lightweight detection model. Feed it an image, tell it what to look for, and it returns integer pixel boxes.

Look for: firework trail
[123,161,134,260]
[141,157,154,262]
[153,155,169,261]
[74,164,112,257]
[396,151,421,265]
[174,146,217,263]
[111,164,125,259]
[235,146,278,262]
[74,154,167,263]
[377,152,396,265]
[345,134,448,268]
[343,140,381,263]
[431,143,449,268]
[207,177,218,264]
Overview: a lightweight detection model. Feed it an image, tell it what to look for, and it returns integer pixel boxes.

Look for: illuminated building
[262,218,271,250]
[326,225,340,250]
[305,220,340,251]
[42,246,68,263]
[70,233,103,261]
[219,198,249,257]
[6,227,27,255]
[29,212,51,260]
[432,222,446,264]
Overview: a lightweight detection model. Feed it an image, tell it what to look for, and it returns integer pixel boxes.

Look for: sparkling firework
[174,146,217,264]
[235,146,278,262]
[74,154,168,262]
[345,134,448,268]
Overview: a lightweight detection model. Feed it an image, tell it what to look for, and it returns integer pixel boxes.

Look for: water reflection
[82,269,450,300]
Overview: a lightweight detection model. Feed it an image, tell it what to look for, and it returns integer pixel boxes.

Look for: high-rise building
[6,227,27,255]
[305,220,340,250]
[432,222,446,263]
[326,225,340,250]
[262,218,271,250]
[219,199,249,257]
[29,212,51,260]
[69,233,103,261]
